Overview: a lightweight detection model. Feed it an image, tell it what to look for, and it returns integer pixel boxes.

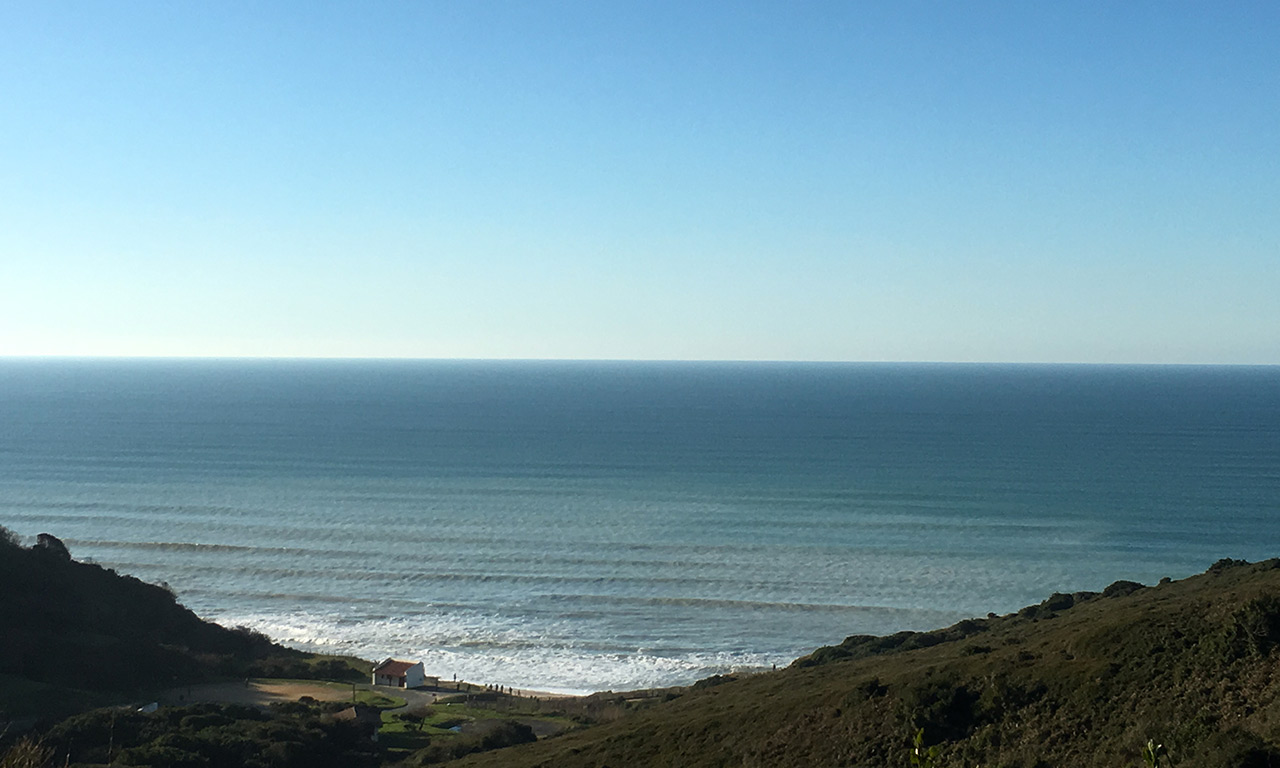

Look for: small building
[331,704,382,741]
[371,658,426,688]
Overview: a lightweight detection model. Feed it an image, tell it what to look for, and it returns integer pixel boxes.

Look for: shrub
[397,706,432,731]
[903,677,981,744]
[1227,595,1280,657]
[853,676,888,700]
[1209,558,1251,574]
[909,728,941,768]
[1102,580,1145,598]
[693,674,736,689]
[116,743,209,768]
[0,737,54,768]
[33,534,70,560]
[0,525,21,549]
[1192,728,1280,768]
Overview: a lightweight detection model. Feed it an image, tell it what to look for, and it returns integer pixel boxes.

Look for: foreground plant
[1141,739,1169,768]
[0,737,53,768]
[910,728,942,768]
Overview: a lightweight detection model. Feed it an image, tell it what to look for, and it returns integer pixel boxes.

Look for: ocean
[1,359,1278,694]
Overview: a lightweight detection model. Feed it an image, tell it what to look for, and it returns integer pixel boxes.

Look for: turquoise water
[1,359,1277,693]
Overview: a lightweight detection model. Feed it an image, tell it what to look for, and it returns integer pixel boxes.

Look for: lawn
[377,700,576,753]
[321,681,407,710]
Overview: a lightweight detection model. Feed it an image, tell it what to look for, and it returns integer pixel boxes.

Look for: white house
[371,658,426,688]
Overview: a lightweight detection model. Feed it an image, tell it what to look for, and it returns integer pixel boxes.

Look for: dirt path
[382,686,438,712]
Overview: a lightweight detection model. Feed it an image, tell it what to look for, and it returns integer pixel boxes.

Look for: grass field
[377,699,577,754]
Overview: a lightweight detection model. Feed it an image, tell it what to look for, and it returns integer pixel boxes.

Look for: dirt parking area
[159,680,351,707]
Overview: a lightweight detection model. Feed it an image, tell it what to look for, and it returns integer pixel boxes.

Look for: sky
[1,2,1277,363]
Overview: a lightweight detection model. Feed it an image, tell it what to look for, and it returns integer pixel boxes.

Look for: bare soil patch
[159,680,349,707]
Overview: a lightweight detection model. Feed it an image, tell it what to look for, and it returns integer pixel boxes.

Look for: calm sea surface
[2,360,1278,693]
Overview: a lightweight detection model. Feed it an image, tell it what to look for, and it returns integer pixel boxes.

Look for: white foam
[211,609,779,695]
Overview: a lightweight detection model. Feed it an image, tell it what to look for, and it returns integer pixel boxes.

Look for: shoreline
[244,628,780,699]
[157,678,585,711]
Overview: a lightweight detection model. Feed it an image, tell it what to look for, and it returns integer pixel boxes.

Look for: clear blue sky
[2,1,1276,362]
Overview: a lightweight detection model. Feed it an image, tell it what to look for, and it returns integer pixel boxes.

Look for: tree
[35,533,71,560]
[398,706,432,731]
[0,525,21,549]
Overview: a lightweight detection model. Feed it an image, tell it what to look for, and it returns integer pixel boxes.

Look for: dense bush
[1226,595,1280,657]
[1189,728,1280,768]
[43,702,377,768]
[0,525,21,549]
[1102,580,1145,598]
[796,617,996,668]
[902,677,982,745]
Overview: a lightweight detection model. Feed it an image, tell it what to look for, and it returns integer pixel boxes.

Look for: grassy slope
[451,559,1280,768]
[0,536,365,719]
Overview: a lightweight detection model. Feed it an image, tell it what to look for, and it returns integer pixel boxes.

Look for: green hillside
[0,528,361,718]
[449,558,1280,767]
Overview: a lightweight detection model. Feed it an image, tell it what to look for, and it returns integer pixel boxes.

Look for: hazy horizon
[2,354,1278,367]
[3,354,1279,367]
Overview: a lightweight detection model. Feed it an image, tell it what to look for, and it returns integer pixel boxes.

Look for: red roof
[373,659,418,676]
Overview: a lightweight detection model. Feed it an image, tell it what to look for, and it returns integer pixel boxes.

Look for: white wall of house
[403,663,425,688]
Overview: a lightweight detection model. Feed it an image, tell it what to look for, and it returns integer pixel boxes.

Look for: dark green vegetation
[452,558,1280,767]
[35,701,379,768]
[0,528,362,721]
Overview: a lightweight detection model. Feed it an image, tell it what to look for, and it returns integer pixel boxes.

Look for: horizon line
[0,354,1275,368]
